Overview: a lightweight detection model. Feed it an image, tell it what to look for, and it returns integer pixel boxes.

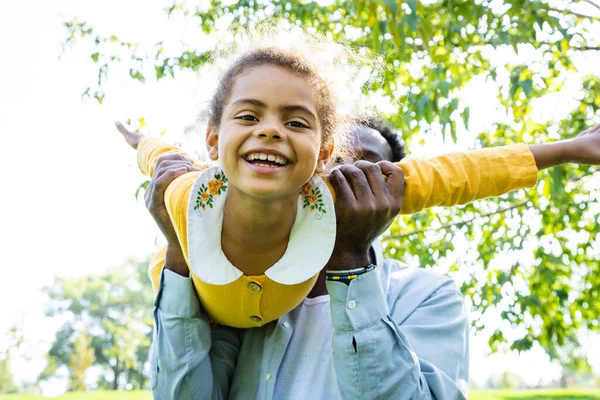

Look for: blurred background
[1,0,599,398]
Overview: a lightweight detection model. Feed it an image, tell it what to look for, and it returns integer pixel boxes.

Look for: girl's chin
[232,183,304,201]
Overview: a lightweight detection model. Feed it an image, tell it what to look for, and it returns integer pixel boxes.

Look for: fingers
[353,161,387,195]
[145,167,188,208]
[378,161,405,212]
[336,164,373,200]
[115,121,143,149]
[155,154,198,172]
[115,121,131,136]
[328,168,356,206]
[154,159,198,179]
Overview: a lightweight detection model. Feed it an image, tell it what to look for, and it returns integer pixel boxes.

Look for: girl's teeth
[245,153,288,165]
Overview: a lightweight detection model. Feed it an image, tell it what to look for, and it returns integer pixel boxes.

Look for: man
[351,120,406,164]
[146,121,469,399]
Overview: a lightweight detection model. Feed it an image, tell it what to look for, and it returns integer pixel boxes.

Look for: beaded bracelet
[326,264,376,282]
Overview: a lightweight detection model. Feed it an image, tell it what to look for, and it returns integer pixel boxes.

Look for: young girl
[119,45,600,329]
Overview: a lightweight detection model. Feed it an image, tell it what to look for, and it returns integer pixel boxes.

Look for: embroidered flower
[301,183,312,197]
[302,183,326,216]
[194,170,228,214]
[208,180,219,196]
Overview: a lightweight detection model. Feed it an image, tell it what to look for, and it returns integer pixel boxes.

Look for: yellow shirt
[139,137,538,328]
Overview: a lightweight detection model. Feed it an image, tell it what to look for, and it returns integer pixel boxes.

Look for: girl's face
[206,65,330,200]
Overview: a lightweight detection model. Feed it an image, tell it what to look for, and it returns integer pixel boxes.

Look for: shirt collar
[186,166,337,285]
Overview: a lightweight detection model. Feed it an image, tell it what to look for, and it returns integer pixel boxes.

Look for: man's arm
[151,268,241,399]
[327,270,468,400]
[326,162,468,399]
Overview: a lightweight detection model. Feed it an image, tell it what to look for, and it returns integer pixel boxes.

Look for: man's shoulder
[377,259,463,318]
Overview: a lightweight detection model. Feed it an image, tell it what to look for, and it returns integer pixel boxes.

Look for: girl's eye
[235,115,258,121]
[288,121,308,129]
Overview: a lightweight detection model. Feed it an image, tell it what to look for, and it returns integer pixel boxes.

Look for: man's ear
[315,141,333,174]
[206,123,219,161]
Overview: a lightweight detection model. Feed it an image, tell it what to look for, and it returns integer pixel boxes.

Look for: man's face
[346,126,394,163]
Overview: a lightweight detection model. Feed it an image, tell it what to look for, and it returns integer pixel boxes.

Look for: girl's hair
[202,27,380,164]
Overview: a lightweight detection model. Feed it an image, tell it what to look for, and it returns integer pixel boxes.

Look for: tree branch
[383,201,531,240]
[581,0,600,13]
[548,6,598,19]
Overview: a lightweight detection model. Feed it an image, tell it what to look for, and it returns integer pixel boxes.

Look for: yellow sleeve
[146,173,200,294]
[325,144,538,215]
[163,172,203,266]
[148,246,167,295]
[397,144,538,214]
[137,136,208,177]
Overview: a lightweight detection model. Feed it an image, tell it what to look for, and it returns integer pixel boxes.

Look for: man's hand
[326,160,405,271]
[115,121,144,149]
[145,153,200,276]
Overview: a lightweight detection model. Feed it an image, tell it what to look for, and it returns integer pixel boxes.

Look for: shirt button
[249,315,263,323]
[248,282,262,292]
[347,300,357,310]
[265,373,271,381]
[282,321,291,328]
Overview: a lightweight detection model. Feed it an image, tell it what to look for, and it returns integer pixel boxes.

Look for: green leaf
[91,52,99,63]
[521,79,533,98]
[461,107,470,128]
[439,81,450,97]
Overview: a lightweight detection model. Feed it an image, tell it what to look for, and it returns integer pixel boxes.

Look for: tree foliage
[0,326,23,394]
[68,331,96,391]
[63,0,600,367]
[40,258,154,390]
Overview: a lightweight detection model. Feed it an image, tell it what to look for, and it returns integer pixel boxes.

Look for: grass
[1,388,599,399]
[0,391,150,400]
[470,388,600,400]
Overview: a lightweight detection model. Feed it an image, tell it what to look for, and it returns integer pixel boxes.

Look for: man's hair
[365,120,406,162]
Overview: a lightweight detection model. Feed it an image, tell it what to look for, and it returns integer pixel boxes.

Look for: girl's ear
[315,141,334,174]
[206,123,219,161]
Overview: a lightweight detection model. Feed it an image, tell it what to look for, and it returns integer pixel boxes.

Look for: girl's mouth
[243,152,290,168]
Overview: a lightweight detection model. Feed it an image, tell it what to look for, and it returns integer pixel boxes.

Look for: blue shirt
[149,254,469,399]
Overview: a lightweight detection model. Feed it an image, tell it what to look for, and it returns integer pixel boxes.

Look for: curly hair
[365,119,406,162]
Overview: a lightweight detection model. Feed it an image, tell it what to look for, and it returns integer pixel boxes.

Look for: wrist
[165,244,189,277]
[561,138,578,164]
[326,250,370,271]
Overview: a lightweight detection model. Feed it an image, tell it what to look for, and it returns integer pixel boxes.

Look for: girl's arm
[325,124,600,214]
[150,267,242,399]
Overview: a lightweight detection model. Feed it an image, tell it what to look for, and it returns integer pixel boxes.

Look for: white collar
[186,166,337,285]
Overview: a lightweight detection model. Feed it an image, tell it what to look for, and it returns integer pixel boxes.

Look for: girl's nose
[255,120,283,140]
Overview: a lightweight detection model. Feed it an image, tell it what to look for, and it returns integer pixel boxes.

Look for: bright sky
[1,0,598,392]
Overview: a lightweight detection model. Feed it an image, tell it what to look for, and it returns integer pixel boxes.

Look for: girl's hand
[529,123,600,170]
[145,153,200,276]
[115,121,144,149]
[569,123,600,165]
